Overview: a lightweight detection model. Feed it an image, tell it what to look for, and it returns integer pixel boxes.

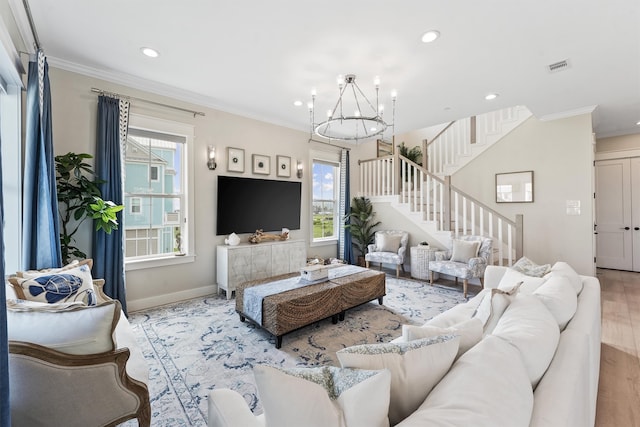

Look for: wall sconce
[207,145,217,170]
[296,160,303,178]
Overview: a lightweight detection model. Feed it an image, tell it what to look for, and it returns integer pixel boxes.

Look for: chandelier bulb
[310,88,317,97]
[326,109,332,118]
[374,76,381,88]
[307,101,314,111]
[354,110,361,117]
[379,104,385,113]
[391,90,398,100]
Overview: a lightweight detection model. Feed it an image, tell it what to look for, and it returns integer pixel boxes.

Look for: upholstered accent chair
[365,230,409,277]
[428,235,493,298]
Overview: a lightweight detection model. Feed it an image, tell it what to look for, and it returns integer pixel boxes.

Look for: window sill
[310,239,338,248]
[125,253,196,271]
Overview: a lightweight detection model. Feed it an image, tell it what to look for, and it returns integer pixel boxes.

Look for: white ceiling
[18,0,640,139]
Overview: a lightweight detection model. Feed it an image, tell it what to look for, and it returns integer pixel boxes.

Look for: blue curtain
[22,51,62,269]
[343,151,355,265]
[0,123,11,425]
[93,96,128,315]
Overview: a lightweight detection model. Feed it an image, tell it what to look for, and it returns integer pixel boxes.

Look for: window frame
[124,114,195,271]
[310,151,341,246]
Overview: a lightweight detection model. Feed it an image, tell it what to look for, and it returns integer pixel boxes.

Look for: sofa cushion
[533,274,578,329]
[425,289,488,328]
[9,260,97,306]
[511,256,551,277]
[402,318,483,359]
[547,261,583,294]
[254,365,391,427]
[450,239,480,263]
[6,300,120,355]
[336,335,459,426]
[498,268,547,294]
[491,294,560,388]
[396,335,533,427]
[472,285,520,335]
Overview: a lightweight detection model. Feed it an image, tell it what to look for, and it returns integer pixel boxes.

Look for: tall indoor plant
[55,152,123,264]
[344,196,381,266]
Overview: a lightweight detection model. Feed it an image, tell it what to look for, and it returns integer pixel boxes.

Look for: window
[312,159,339,242]
[124,114,194,269]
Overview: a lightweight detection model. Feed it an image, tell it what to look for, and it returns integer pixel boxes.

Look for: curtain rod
[22,0,41,50]
[91,88,206,118]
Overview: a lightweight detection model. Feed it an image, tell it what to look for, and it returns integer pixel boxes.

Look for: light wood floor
[595,268,640,427]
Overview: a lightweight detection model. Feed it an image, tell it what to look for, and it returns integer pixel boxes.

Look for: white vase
[225,232,240,246]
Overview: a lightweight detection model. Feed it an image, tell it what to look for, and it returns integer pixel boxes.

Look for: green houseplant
[344,196,381,265]
[55,152,124,264]
[398,142,423,182]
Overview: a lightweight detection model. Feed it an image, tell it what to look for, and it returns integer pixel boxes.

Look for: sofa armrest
[367,243,376,253]
[92,278,114,304]
[434,250,450,261]
[483,265,508,289]
[9,341,150,427]
[209,389,265,427]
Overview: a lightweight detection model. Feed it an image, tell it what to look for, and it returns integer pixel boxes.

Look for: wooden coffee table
[235,266,385,348]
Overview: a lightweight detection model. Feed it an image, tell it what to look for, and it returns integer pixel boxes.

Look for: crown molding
[538,105,597,122]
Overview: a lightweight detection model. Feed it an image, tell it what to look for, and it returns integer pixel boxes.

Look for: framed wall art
[227,147,245,173]
[252,154,270,175]
[277,155,291,177]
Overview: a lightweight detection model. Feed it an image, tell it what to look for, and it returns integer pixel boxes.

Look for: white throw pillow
[491,294,560,388]
[402,318,483,359]
[498,268,547,294]
[450,240,480,263]
[404,335,534,427]
[472,285,520,335]
[254,365,391,427]
[7,300,120,355]
[9,260,97,306]
[532,274,578,329]
[377,233,402,253]
[546,261,583,294]
[337,335,459,426]
[511,256,551,277]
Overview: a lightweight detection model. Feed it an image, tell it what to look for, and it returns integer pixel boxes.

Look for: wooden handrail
[426,121,455,148]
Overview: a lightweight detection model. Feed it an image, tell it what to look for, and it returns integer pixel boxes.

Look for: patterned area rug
[120,276,468,426]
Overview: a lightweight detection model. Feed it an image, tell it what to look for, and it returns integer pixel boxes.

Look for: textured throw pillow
[511,256,551,278]
[377,233,402,253]
[532,274,578,329]
[472,284,520,335]
[546,261,583,294]
[450,240,480,263]
[337,335,459,426]
[6,300,120,355]
[9,261,97,306]
[491,294,560,388]
[254,365,391,427]
[402,317,483,359]
[498,268,547,294]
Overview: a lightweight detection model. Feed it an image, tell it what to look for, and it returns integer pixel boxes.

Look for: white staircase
[359,106,528,265]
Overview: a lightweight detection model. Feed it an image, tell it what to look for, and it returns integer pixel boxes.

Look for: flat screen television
[216,175,302,235]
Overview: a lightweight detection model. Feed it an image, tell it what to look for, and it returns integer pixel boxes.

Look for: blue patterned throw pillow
[9,263,97,306]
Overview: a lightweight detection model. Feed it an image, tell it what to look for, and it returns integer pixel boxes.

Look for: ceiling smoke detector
[548,59,570,73]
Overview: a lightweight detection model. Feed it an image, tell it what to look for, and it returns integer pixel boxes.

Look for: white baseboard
[127,284,218,312]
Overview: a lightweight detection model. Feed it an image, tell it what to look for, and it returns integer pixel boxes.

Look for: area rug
[119,276,469,426]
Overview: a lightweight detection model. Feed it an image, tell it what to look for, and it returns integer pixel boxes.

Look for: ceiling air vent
[548,59,570,73]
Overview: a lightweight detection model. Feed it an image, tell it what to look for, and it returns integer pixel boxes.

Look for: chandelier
[308,74,396,142]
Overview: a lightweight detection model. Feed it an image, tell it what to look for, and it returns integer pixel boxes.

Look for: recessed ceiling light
[141,47,159,58]
[293,100,303,107]
[485,93,499,101]
[421,30,440,43]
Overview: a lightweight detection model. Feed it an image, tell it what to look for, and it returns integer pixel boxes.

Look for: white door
[632,157,640,270]
[595,159,633,270]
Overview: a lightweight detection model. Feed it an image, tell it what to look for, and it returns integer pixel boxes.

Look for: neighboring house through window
[312,157,340,242]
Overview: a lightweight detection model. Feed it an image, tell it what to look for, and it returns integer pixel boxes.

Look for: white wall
[453,114,596,274]
[47,67,344,309]
[596,133,640,155]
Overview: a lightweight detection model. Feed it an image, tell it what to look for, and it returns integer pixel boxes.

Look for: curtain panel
[93,96,130,315]
[340,149,355,264]
[1,116,11,425]
[22,50,62,269]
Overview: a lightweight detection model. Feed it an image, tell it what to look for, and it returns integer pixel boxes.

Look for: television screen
[216,175,302,235]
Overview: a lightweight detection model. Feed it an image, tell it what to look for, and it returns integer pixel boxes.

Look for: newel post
[515,214,524,260]
[444,175,452,231]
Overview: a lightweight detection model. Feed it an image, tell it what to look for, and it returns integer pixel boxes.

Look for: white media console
[216,239,307,299]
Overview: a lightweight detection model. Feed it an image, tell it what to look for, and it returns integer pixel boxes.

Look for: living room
[1,1,639,426]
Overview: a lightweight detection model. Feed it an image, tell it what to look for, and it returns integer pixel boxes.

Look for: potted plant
[344,196,381,266]
[398,142,422,182]
[55,152,124,264]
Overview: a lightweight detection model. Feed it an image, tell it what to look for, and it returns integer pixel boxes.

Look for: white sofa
[208,261,601,427]
[5,278,150,427]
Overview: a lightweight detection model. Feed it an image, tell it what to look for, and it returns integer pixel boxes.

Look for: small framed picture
[277,155,291,177]
[252,154,270,175]
[227,147,245,173]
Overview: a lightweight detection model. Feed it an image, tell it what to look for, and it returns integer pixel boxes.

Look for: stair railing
[358,153,523,266]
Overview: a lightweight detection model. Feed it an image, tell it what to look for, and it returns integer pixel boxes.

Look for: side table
[410,245,436,280]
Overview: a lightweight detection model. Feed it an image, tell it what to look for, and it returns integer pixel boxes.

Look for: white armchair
[428,235,493,298]
[365,230,409,277]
